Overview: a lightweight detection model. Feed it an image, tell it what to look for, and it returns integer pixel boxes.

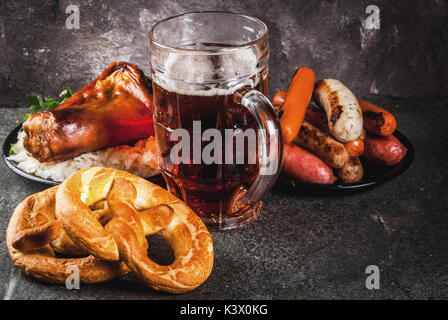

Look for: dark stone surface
[1,0,448,300]
[1,95,448,299]
[0,0,447,110]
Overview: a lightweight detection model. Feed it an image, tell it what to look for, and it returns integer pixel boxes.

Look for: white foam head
[153,48,259,96]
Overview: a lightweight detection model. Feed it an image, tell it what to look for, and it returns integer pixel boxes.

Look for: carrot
[273,90,287,106]
[359,100,397,136]
[344,138,365,157]
[279,67,316,144]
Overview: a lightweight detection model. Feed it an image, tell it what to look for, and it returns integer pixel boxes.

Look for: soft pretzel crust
[56,167,214,293]
[6,187,129,284]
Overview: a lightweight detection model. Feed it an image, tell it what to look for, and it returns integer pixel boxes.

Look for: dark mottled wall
[0,0,447,108]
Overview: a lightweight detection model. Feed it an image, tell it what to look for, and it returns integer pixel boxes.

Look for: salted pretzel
[6,186,129,284]
[56,167,214,293]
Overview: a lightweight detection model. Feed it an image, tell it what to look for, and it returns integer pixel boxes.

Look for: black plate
[2,124,165,186]
[3,124,414,192]
[276,130,414,194]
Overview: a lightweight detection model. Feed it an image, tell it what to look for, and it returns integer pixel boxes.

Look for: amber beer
[150,12,282,230]
[153,75,268,222]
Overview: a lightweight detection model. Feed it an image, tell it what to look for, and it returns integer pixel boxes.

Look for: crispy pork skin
[23,62,154,162]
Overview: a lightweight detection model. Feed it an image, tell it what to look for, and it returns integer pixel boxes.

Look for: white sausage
[314,79,363,143]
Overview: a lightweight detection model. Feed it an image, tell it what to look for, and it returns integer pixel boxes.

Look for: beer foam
[154,49,259,96]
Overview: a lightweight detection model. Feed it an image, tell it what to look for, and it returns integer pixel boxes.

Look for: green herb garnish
[10,88,74,155]
[59,88,73,101]
[22,88,73,121]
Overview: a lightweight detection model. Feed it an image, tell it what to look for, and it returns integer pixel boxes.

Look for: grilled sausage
[335,157,364,183]
[279,67,316,144]
[314,79,363,143]
[359,100,397,136]
[282,144,336,184]
[364,134,407,166]
[304,103,329,131]
[294,120,349,168]
[272,90,287,107]
[344,138,365,157]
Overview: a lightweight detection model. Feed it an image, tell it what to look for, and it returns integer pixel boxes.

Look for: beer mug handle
[236,90,283,208]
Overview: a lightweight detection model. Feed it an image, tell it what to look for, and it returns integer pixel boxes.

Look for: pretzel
[56,167,214,293]
[6,187,129,284]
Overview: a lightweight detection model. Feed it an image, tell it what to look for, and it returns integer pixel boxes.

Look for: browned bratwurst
[335,157,364,183]
[294,121,349,168]
[305,105,364,157]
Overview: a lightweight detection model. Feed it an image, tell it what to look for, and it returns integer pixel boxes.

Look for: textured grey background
[0,0,447,109]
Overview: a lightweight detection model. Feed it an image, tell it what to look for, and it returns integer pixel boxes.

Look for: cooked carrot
[344,138,365,157]
[273,90,287,106]
[279,67,316,144]
[359,100,397,136]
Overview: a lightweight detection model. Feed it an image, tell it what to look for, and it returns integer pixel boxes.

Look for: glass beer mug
[149,12,283,230]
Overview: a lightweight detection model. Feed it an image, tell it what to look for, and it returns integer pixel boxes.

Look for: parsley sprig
[23,88,72,121]
[9,88,73,156]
